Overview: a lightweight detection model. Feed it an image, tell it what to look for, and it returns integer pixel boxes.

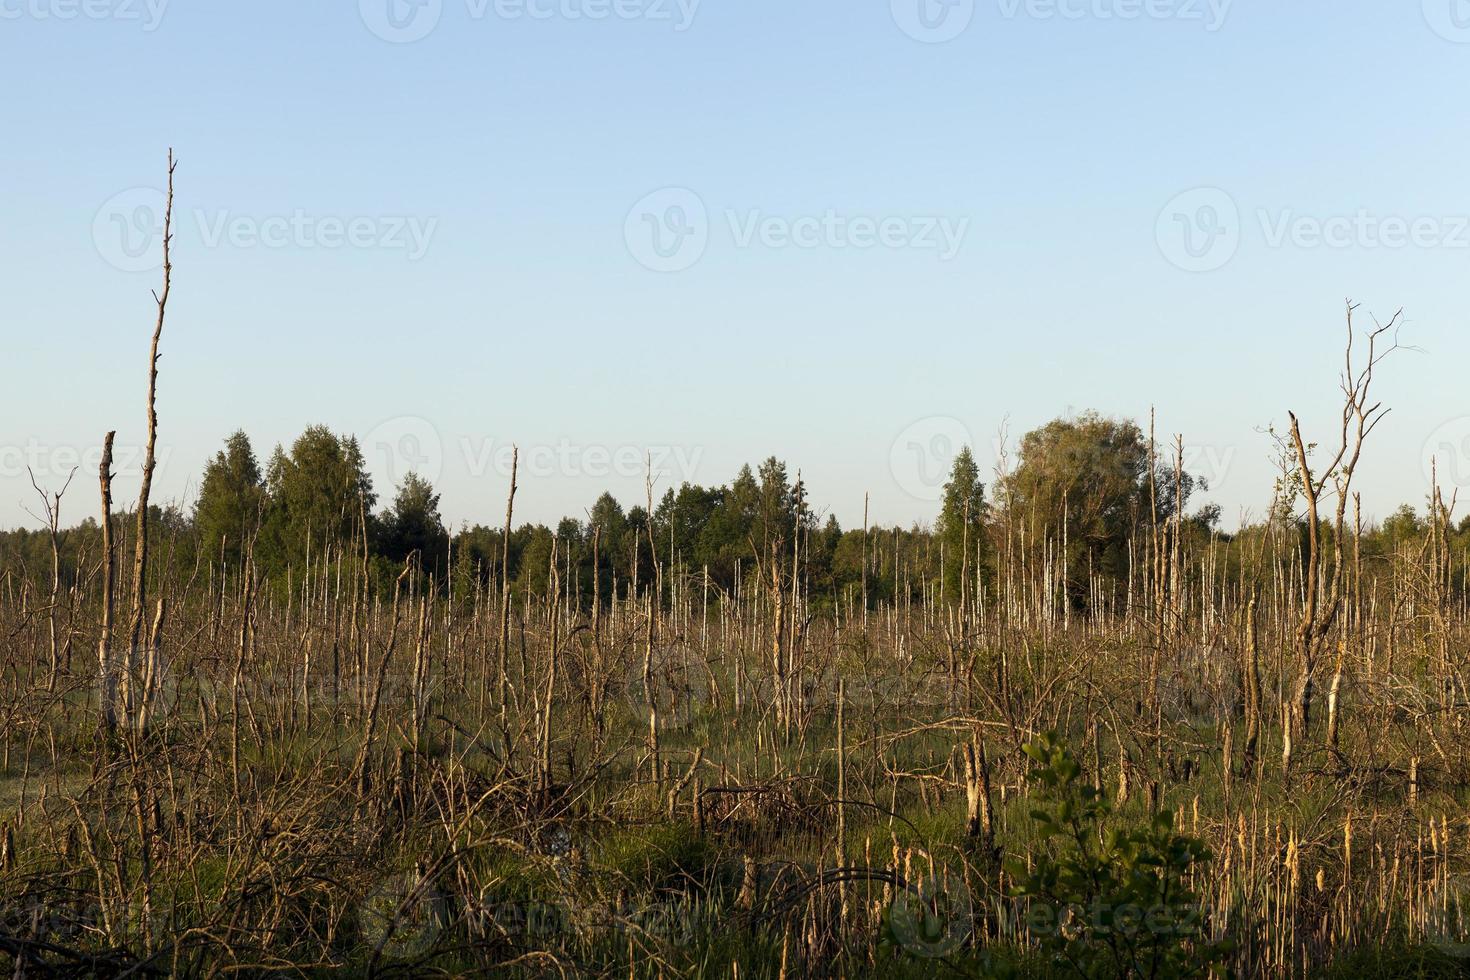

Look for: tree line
[4,411,1465,613]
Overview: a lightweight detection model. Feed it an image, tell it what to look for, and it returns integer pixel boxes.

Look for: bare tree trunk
[643,458,662,712]
[770,537,787,733]
[861,493,868,622]
[136,599,166,732]
[962,734,994,853]
[1326,638,1346,754]
[98,433,118,734]
[1242,595,1262,777]
[497,447,517,717]
[591,522,602,640]
[1285,302,1401,753]
[541,538,560,802]
[125,148,175,733]
[411,586,430,755]
[28,466,76,693]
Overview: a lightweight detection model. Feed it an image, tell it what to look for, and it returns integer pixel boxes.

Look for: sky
[2,0,1469,534]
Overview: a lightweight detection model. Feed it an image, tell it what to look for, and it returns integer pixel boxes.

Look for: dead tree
[98,433,118,734]
[643,459,661,705]
[962,734,996,857]
[497,446,517,717]
[1285,301,1401,748]
[27,465,77,692]
[123,149,175,732]
[1241,594,1263,777]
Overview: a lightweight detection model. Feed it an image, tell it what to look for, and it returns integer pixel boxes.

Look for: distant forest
[4,411,1465,610]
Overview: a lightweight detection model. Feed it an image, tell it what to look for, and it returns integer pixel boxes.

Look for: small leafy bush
[1009,733,1231,979]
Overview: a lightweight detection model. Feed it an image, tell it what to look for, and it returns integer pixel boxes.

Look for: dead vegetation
[2,159,1469,979]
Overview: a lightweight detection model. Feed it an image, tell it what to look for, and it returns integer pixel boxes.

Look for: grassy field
[2,531,1468,979]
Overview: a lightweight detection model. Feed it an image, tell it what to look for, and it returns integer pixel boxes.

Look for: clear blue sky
[3,0,1468,533]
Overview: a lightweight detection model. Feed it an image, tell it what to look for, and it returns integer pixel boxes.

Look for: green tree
[936,445,987,604]
[1001,414,1151,594]
[755,456,796,552]
[380,472,449,576]
[587,492,628,600]
[194,430,265,568]
[702,465,760,583]
[653,483,723,571]
[261,425,376,571]
[514,524,556,598]
[588,492,627,544]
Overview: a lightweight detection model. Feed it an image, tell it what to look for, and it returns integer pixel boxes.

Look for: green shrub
[1009,732,1231,979]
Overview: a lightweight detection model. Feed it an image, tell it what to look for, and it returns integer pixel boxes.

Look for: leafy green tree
[586,492,628,600]
[194,430,265,568]
[830,529,868,600]
[653,483,723,571]
[451,523,519,595]
[1001,414,1151,592]
[588,493,626,540]
[1380,504,1424,546]
[805,513,846,601]
[261,426,375,571]
[936,445,987,604]
[702,465,760,582]
[514,524,556,598]
[755,456,796,552]
[379,472,449,575]
[622,505,653,593]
